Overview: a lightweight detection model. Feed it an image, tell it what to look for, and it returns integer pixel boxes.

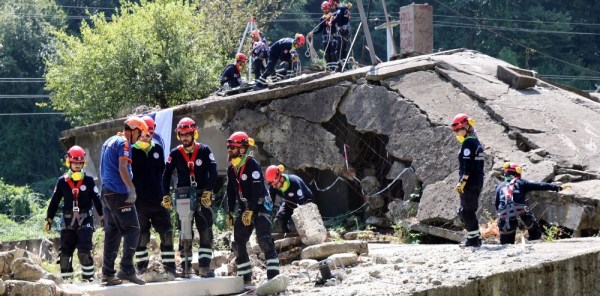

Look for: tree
[0,0,69,186]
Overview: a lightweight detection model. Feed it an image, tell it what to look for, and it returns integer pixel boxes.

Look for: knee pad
[78,249,94,267]
[138,231,151,249]
[59,253,73,271]
[160,230,174,249]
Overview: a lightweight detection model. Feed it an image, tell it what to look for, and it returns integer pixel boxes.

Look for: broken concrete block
[291,203,327,246]
[343,231,374,240]
[360,176,380,195]
[278,247,303,265]
[366,216,390,227]
[255,274,289,296]
[275,237,303,251]
[327,253,358,268]
[10,257,45,282]
[294,259,319,269]
[497,65,537,89]
[300,241,369,260]
[0,279,4,295]
[4,279,56,296]
[367,194,385,209]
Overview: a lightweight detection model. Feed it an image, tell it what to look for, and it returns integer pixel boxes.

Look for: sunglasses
[71,162,84,165]
[227,146,239,150]
[177,124,197,129]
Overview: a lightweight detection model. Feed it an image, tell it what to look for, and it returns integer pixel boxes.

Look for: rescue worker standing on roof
[225,132,279,284]
[496,162,571,244]
[45,146,103,281]
[265,164,314,233]
[220,53,247,90]
[308,1,338,71]
[100,116,148,285]
[132,116,175,275]
[250,29,269,80]
[451,113,484,248]
[329,0,352,71]
[253,34,305,91]
[161,117,217,277]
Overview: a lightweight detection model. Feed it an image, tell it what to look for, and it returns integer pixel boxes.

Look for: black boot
[461,237,482,248]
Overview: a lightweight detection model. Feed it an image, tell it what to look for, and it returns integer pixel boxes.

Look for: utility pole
[381,0,396,60]
[356,0,379,66]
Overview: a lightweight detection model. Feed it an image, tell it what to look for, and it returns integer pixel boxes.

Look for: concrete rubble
[292,203,327,246]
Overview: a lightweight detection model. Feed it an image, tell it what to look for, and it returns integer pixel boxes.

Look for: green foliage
[392,223,422,244]
[543,223,561,242]
[46,0,227,125]
[0,0,70,185]
[0,179,44,218]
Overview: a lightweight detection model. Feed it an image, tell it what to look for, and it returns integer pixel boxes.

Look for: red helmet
[227,131,252,147]
[67,145,86,163]
[235,53,247,64]
[503,162,522,176]
[141,115,155,133]
[294,33,305,48]
[321,1,330,11]
[265,165,285,185]
[451,113,470,131]
[176,117,197,134]
[125,116,149,133]
[251,29,261,40]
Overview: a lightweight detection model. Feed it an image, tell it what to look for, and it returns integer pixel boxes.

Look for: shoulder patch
[195,159,202,166]
[463,148,471,157]
[209,153,215,161]
[297,189,303,196]
[94,186,99,193]
[153,152,160,159]
[288,192,294,197]
[252,171,260,180]
[80,185,87,192]
[241,174,248,181]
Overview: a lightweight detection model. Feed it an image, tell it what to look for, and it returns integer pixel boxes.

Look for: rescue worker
[496,162,571,244]
[253,34,305,91]
[45,146,103,281]
[451,113,484,248]
[132,116,175,275]
[308,1,339,71]
[225,132,279,284]
[220,53,247,90]
[161,117,217,277]
[250,29,269,80]
[100,116,148,285]
[329,0,352,71]
[265,164,314,233]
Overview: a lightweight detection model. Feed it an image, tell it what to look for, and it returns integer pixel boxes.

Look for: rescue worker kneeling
[496,162,571,244]
[45,146,103,281]
[265,164,314,233]
[220,53,247,91]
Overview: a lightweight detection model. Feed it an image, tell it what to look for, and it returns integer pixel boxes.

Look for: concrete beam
[81,276,244,296]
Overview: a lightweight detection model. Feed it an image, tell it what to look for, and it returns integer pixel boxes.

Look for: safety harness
[64,173,92,228]
[498,178,528,231]
[177,143,200,187]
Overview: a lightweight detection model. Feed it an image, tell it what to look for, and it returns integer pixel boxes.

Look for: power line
[434,21,600,36]
[0,112,63,116]
[0,95,50,98]
[431,0,600,76]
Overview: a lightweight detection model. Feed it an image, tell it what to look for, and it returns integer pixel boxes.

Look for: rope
[309,176,346,192]
[368,168,414,197]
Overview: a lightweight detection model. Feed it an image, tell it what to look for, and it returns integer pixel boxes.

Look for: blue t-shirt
[100,133,132,194]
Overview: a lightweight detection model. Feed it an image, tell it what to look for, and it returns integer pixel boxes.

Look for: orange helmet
[451,113,471,131]
[294,33,305,48]
[227,131,254,147]
[67,145,86,163]
[125,116,149,133]
[251,29,262,40]
[141,115,155,133]
[176,117,197,134]
[235,53,247,64]
[265,165,285,185]
[502,162,522,176]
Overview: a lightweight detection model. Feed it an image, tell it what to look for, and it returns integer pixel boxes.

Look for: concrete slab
[81,276,244,296]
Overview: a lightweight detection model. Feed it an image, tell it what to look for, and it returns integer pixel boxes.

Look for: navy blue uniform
[131,142,175,273]
[251,38,269,80]
[311,14,339,70]
[457,136,485,243]
[47,173,103,280]
[220,64,243,88]
[227,157,279,281]
[269,174,314,233]
[255,38,295,88]
[495,178,559,244]
[163,143,217,270]
[331,4,351,69]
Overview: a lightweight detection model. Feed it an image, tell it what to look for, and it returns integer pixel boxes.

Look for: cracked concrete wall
[60,49,600,235]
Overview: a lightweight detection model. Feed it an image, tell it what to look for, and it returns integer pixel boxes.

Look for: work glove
[455,179,467,195]
[241,210,254,226]
[200,191,213,207]
[44,218,52,233]
[161,195,173,209]
[125,190,137,204]
[226,212,234,230]
[559,184,572,192]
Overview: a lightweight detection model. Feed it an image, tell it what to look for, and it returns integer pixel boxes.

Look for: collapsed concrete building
[60,49,600,241]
